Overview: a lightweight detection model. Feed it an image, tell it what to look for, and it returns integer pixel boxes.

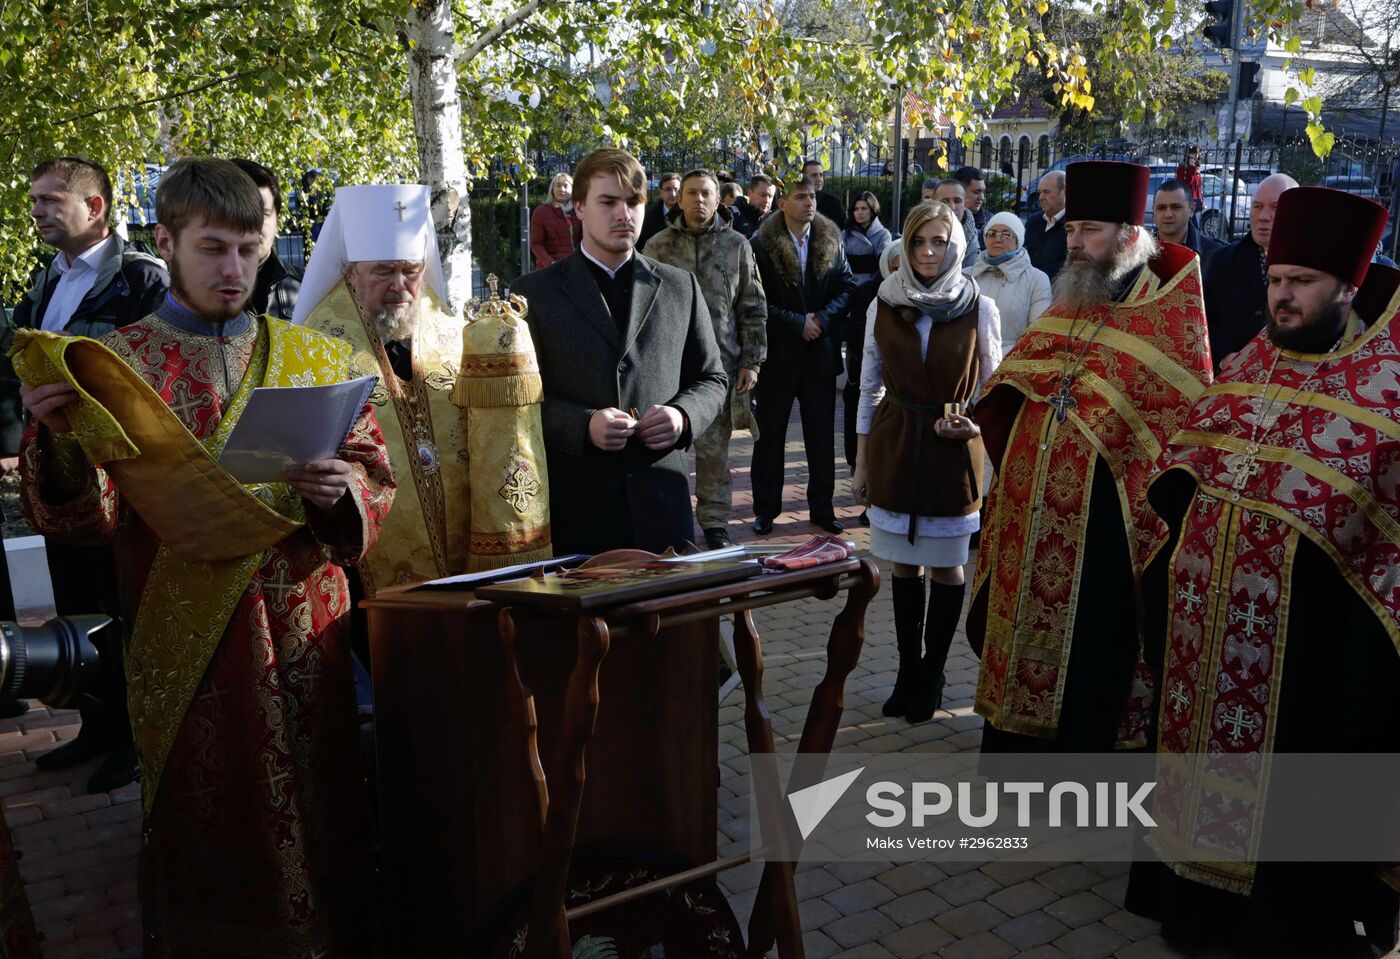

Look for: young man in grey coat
[512,148,728,555]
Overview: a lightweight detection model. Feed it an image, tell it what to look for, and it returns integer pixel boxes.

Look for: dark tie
[384,339,413,381]
[33,272,62,330]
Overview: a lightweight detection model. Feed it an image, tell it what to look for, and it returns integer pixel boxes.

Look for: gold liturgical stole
[304,281,472,594]
[11,321,351,810]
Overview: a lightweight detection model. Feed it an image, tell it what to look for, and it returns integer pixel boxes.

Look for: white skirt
[870,526,971,567]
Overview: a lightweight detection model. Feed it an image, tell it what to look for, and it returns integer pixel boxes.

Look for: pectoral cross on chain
[393,200,408,221]
[1224,450,1262,493]
[1049,376,1077,423]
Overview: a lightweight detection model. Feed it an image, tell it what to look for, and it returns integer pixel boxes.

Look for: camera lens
[0,616,109,709]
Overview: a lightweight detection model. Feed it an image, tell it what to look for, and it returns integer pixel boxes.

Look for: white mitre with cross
[291,183,448,325]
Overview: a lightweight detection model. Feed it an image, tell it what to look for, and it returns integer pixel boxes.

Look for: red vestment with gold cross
[969,244,1213,748]
[1145,280,1400,900]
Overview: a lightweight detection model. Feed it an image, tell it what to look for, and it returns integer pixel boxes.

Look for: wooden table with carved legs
[499,557,879,959]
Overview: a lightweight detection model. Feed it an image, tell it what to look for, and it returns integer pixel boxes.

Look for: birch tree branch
[458,0,548,64]
[5,69,260,138]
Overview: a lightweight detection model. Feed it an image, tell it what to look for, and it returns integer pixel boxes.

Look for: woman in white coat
[965,211,1052,354]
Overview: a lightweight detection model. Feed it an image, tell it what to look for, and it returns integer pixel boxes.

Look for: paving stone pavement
[0,405,1395,958]
[714,413,1397,959]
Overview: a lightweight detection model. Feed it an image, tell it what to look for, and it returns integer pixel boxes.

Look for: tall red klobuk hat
[1064,161,1149,227]
[1267,186,1389,289]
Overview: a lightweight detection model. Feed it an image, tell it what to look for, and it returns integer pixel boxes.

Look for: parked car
[1201,173,1253,238]
[853,160,923,177]
[1201,164,1276,200]
[1318,175,1379,198]
[1026,152,1139,204]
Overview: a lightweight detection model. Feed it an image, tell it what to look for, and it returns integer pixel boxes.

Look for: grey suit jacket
[512,251,728,554]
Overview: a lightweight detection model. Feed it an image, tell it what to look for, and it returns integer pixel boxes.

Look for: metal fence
[101,128,1400,302]
[479,132,1400,286]
[102,133,1396,299]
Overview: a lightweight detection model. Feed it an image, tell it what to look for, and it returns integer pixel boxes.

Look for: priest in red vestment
[969,160,1214,752]
[15,158,394,958]
[1127,188,1399,956]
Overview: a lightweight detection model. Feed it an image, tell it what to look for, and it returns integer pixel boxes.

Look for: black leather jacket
[0,234,168,452]
[248,249,303,321]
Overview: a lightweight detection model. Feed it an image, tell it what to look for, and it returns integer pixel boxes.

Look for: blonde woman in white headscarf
[852,200,1002,723]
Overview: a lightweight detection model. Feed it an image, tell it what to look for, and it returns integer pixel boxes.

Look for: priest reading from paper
[13,158,394,957]
[294,183,478,592]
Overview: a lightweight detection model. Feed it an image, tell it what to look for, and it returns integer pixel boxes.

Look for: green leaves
[0,0,1328,300]
[1306,121,1335,158]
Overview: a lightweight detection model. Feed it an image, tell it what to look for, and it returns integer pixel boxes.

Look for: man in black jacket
[637,171,681,251]
[802,160,847,229]
[730,174,776,238]
[1202,173,1297,372]
[1152,178,1224,265]
[953,165,991,240]
[1024,170,1068,279]
[749,176,856,534]
[3,160,168,449]
[231,159,302,320]
[3,157,166,792]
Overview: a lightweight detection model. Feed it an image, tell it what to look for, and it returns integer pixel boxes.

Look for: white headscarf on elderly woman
[977,212,1025,257]
[878,200,980,323]
[878,241,902,279]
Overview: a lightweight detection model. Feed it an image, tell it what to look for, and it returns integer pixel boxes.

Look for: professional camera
[0,615,109,709]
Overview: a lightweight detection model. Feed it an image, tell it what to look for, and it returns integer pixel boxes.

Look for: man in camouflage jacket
[645,170,767,549]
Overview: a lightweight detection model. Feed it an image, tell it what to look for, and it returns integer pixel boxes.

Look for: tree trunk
[408,0,473,309]
[1377,80,1389,149]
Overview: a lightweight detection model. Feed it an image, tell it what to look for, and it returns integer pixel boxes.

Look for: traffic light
[1203,0,1234,49]
[1238,61,1261,98]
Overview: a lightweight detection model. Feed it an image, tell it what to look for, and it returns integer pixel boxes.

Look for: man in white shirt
[39,231,115,331]
[1025,170,1068,278]
[0,157,166,791]
[5,158,168,441]
[749,175,856,534]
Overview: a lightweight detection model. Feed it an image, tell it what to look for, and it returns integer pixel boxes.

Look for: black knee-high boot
[907,580,965,722]
[883,575,926,717]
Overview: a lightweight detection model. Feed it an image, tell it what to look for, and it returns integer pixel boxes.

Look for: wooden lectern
[364,556,878,957]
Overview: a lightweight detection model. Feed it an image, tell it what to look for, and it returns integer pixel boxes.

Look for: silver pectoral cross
[1049,377,1077,423]
[1223,450,1262,493]
[393,200,408,221]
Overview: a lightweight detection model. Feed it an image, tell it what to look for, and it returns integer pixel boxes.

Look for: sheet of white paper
[216,375,378,484]
[415,554,590,589]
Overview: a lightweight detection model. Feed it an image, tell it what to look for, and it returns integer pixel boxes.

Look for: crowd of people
[473,150,1400,958]
[3,143,1398,958]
